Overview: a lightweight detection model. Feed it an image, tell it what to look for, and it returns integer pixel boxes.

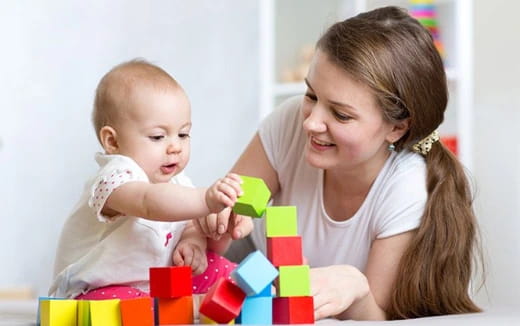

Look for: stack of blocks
[266,206,314,324]
[198,175,314,324]
[38,175,314,325]
[150,266,194,325]
[198,175,275,324]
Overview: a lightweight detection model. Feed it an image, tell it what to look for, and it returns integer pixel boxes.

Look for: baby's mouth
[160,163,177,174]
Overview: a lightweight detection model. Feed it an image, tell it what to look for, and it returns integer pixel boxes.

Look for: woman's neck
[322,151,391,221]
[325,151,391,197]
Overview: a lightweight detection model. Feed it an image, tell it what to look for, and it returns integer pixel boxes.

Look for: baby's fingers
[220,175,243,197]
[172,249,185,266]
[181,247,195,267]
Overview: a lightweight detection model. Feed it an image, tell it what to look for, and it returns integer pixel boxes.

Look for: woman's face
[301,49,398,173]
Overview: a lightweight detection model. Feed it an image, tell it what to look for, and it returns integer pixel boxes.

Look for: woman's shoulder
[389,150,426,176]
[262,96,303,126]
[376,150,427,196]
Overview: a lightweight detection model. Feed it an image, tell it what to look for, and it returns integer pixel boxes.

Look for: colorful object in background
[409,0,445,58]
[441,135,458,156]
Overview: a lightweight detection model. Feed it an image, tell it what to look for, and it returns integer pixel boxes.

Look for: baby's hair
[92,58,180,144]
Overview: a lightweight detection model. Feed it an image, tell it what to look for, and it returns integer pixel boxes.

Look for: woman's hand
[310,265,384,320]
[194,207,254,241]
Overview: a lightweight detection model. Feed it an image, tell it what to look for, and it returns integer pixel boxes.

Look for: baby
[49,59,242,299]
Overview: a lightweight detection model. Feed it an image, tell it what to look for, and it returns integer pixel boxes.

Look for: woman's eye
[149,135,164,141]
[333,110,351,121]
[304,92,317,101]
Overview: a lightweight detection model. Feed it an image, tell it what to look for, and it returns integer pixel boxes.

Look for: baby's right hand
[205,173,243,213]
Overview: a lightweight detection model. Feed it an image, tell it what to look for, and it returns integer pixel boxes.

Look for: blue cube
[236,296,272,324]
[231,250,278,296]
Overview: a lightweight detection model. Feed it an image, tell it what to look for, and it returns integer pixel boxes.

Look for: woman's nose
[303,105,327,133]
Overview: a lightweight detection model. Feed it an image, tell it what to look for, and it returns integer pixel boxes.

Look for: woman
[197,6,482,320]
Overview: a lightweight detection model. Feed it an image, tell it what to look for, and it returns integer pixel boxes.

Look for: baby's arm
[103,173,242,222]
[172,221,208,275]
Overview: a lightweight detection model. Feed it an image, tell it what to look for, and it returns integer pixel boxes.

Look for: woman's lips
[310,136,335,151]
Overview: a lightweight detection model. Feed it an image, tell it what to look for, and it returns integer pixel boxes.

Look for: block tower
[265,206,314,324]
[199,175,274,324]
[149,265,194,325]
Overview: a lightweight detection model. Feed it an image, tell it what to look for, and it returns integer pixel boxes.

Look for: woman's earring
[388,143,395,151]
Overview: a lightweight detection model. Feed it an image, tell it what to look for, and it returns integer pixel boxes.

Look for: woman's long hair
[318,6,483,319]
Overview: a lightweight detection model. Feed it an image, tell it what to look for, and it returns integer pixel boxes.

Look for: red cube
[149,266,192,298]
[199,277,246,323]
[273,296,314,324]
[267,236,303,266]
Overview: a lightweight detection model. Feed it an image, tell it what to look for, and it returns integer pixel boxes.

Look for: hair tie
[412,130,439,155]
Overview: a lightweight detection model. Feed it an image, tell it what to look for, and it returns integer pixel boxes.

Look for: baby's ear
[99,126,119,154]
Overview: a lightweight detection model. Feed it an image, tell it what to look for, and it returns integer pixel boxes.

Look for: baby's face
[114,85,191,183]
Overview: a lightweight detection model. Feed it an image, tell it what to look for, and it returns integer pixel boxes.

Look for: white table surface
[1,300,519,325]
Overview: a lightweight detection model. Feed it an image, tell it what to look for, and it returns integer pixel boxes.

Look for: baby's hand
[172,242,208,275]
[194,207,254,241]
[205,173,243,213]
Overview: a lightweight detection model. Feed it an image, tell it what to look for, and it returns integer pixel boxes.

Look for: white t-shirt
[49,153,192,298]
[251,96,427,272]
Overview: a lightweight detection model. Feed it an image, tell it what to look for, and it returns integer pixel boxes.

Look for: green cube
[277,265,310,297]
[233,175,271,218]
[265,206,298,237]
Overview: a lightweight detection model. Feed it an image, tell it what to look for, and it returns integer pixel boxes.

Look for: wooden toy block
[231,250,278,296]
[199,277,246,324]
[277,265,310,297]
[149,266,192,298]
[267,236,303,266]
[120,297,154,326]
[37,296,63,326]
[200,314,235,324]
[156,296,194,325]
[89,299,121,326]
[77,300,90,326]
[232,175,271,217]
[273,296,314,324]
[39,298,77,326]
[265,206,298,237]
[236,295,272,325]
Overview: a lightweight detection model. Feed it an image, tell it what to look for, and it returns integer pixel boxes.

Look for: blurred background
[0,0,518,311]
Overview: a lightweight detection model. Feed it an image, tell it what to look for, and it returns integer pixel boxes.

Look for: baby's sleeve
[88,168,138,222]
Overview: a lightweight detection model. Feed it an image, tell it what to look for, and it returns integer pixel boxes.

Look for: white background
[0,0,518,311]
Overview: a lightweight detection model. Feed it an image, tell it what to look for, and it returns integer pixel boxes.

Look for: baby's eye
[149,135,164,141]
[179,133,190,139]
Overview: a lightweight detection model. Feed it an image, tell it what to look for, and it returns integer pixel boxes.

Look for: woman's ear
[387,118,411,144]
[99,126,119,154]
